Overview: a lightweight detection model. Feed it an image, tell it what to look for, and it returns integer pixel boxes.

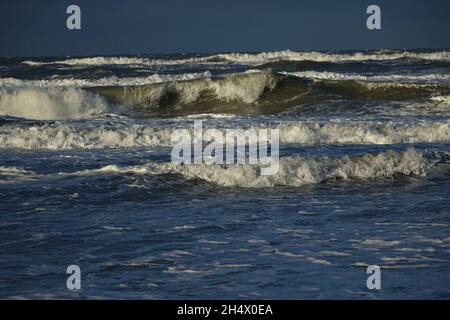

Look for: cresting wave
[87,72,450,117]
[21,49,450,66]
[88,71,279,116]
[0,120,448,150]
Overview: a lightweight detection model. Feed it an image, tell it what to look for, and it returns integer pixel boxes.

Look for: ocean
[0,49,449,299]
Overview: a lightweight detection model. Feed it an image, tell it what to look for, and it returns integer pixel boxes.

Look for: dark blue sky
[1,0,449,57]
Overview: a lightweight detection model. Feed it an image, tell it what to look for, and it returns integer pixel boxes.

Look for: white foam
[22,56,217,67]
[0,123,172,149]
[0,120,448,149]
[159,148,430,187]
[277,121,450,145]
[0,72,212,88]
[282,71,450,83]
[212,50,450,64]
[430,95,450,104]
[0,87,110,120]
[1,149,442,189]
[106,71,277,107]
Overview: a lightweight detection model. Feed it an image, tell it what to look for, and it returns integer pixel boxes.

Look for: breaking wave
[0,87,110,120]
[0,120,448,150]
[87,71,280,116]
[87,71,450,117]
[160,148,432,187]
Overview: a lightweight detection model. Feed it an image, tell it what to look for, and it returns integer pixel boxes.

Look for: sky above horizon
[1,0,449,57]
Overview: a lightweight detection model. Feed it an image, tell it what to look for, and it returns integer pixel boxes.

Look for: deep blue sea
[0,49,449,298]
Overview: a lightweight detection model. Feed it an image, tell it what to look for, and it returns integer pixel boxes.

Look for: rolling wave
[87,71,450,117]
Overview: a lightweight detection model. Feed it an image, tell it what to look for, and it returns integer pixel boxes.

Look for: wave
[277,120,450,145]
[87,71,450,117]
[87,71,281,116]
[158,148,433,187]
[0,87,111,120]
[281,71,450,84]
[21,50,450,67]
[1,71,449,120]
[212,50,450,64]
[0,72,212,88]
[22,55,220,67]
[1,120,448,150]
[5,149,444,188]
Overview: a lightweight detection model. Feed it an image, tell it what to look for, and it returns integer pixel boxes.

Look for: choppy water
[0,49,449,299]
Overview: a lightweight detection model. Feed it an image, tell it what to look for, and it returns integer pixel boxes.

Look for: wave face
[84,72,450,117]
[87,71,281,116]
